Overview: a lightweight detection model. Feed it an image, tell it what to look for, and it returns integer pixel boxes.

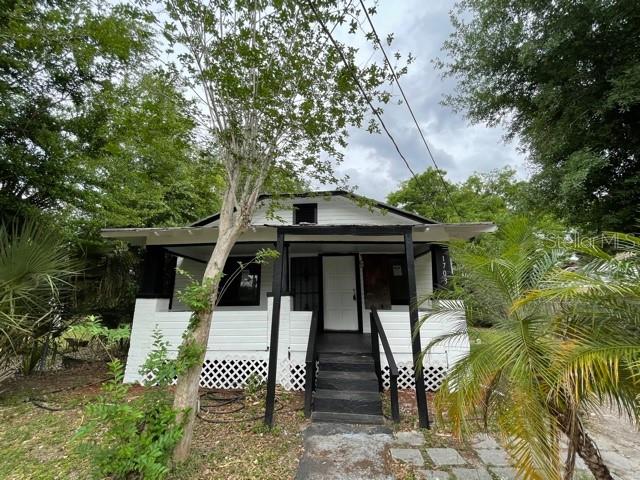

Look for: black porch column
[264,229,285,426]
[404,230,430,429]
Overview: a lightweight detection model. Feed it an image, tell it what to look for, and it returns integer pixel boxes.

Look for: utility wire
[305,0,462,219]
[305,0,418,176]
[358,0,462,218]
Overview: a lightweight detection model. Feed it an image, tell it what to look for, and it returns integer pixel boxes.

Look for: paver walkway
[295,423,395,480]
[389,431,516,480]
[297,414,639,479]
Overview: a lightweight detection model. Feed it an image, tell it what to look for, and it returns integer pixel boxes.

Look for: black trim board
[354,253,364,333]
[163,247,208,264]
[279,225,412,236]
[152,240,432,247]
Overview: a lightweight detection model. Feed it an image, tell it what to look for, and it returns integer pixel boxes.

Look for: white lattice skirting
[200,358,268,389]
[185,357,446,392]
[177,356,308,391]
[382,362,447,392]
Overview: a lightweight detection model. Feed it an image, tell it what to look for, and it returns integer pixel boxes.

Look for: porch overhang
[101,222,496,246]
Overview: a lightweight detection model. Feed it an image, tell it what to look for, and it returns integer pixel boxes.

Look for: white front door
[323,255,359,331]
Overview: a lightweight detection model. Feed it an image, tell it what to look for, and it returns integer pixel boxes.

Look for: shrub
[0,219,78,374]
[77,332,183,479]
[61,315,131,359]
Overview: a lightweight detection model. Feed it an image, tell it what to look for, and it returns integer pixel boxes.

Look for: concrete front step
[311,411,385,425]
[317,370,379,392]
[313,389,382,415]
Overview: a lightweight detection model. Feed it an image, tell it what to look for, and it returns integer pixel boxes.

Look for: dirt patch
[0,363,307,480]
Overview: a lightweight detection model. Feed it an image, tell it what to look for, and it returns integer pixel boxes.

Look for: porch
[112,223,483,428]
[265,224,452,428]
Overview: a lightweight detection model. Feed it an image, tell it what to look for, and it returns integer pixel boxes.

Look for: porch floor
[316,333,372,355]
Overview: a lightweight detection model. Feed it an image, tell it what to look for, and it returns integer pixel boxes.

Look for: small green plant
[77,332,183,479]
[61,315,131,358]
[251,423,282,435]
[244,372,265,399]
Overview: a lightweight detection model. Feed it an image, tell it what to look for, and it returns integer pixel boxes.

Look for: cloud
[328,0,527,201]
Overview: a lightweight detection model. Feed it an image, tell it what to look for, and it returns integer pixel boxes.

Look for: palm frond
[430,222,640,480]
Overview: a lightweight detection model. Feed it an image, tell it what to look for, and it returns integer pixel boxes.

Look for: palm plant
[423,219,640,480]
[0,219,78,374]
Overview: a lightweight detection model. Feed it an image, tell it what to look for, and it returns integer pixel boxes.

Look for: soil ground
[0,363,307,480]
[1,366,638,479]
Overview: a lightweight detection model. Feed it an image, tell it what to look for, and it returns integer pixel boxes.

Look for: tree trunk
[557,412,613,480]
[172,218,242,462]
[573,426,613,480]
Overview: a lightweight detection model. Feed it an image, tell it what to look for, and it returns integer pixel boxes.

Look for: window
[293,203,317,224]
[218,257,261,306]
[362,254,408,308]
[388,255,409,305]
[290,257,321,311]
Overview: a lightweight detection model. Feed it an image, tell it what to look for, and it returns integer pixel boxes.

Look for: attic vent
[293,203,317,224]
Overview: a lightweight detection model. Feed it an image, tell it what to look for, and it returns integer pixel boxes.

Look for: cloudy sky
[330,0,528,200]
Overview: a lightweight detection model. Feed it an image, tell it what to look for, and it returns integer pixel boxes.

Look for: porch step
[313,389,382,415]
[311,411,385,425]
[318,353,375,372]
[316,370,379,392]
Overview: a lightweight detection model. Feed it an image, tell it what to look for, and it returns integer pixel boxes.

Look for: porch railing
[303,309,319,417]
[370,306,400,422]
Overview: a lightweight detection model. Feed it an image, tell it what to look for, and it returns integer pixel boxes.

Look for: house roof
[101,222,497,246]
[189,190,438,227]
[101,190,497,245]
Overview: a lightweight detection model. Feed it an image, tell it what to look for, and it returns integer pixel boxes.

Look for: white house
[103,191,495,425]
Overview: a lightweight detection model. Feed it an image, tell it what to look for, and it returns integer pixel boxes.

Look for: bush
[0,219,79,374]
[77,332,183,479]
[61,315,131,359]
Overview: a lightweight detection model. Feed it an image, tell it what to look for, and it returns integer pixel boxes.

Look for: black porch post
[404,230,430,429]
[264,229,285,427]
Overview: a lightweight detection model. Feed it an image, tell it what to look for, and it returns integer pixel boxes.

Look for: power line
[304,0,462,219]
[305,0,419,174]
[358,0,461,218]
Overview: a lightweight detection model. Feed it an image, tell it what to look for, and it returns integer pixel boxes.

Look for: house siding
[124,296,468,392]
[172,251,431,314]
[204,196,417,227]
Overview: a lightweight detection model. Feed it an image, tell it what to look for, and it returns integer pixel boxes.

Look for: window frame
[293,203,318,224]
[217,256,262,307]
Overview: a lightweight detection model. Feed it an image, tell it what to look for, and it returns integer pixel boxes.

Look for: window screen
[218,257,261,306]
[290,257,321,311]
[293,203,317,224]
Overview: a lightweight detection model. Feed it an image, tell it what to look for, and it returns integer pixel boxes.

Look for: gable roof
[190,190,438,227]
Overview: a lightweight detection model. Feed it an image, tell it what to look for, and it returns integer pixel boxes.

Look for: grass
[0,363,308,480]
[0,403,90,479]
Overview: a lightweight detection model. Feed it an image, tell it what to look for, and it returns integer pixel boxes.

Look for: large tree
[1,0,228,325]
[437,0,640,232]
[387,166,543,225]
[0,0,223,231]
[154,0,404,460]
[0,0,151,220]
